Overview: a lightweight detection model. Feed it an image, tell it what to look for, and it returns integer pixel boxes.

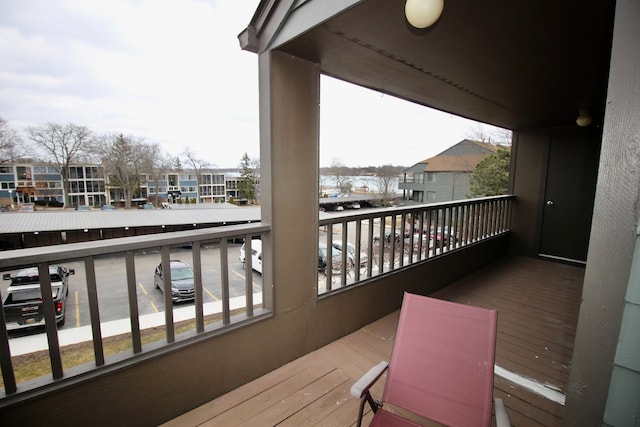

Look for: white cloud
[0,0,503,168]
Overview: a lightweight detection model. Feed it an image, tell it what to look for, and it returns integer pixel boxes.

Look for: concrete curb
[10,293,263,356]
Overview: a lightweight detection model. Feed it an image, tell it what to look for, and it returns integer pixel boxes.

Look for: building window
[414,173,424,184]
[69,167,84,179]
[16,166,31,180]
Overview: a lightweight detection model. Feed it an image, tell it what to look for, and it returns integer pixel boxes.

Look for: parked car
[318,244,343,274]
[153,260,195,302]
[239,239,263,274]
[76,205,91,211]
[331,241,368,268]
[429,226,455,246]
[101,205,115,210]
[373,231,402,246]
[139,203,155,209]
[2,265,74,330]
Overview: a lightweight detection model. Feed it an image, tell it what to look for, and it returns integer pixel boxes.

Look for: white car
[239,239,262,273]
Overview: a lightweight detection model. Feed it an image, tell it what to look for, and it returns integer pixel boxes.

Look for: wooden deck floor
[163,256,585,427]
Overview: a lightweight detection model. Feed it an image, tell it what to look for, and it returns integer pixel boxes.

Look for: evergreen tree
[468,148,511,197]
[238,153,259,204]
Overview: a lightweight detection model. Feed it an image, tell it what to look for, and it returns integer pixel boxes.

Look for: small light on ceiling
[576,109,592,127]
[405,0,444,29]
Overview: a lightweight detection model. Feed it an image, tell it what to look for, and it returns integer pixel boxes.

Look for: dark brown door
[538,133,600,263]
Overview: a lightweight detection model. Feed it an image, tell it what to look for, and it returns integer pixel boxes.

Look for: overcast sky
[0,0,504,168]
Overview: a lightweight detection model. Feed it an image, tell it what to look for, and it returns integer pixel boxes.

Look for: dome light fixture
[405,0,444,29]
[576,109,592,127]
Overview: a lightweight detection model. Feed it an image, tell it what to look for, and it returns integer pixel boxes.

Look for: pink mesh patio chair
[350,293,510,427]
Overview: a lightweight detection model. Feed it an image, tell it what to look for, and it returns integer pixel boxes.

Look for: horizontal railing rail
[0,222,270,398]
[318,195,514,294]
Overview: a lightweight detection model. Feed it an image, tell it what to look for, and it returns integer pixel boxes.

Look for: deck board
[163,256,584,426]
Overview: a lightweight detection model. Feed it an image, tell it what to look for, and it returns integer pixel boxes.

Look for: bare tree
[329,157,352,194]
[146,147,174,208]
[467,123,513,145]
[0,117,27,164]
[25,122,92,207]
[182,148,211,204]
[375,164,398,207]
[98,134,149,209]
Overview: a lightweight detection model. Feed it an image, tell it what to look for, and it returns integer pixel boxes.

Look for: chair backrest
[382,293,497,427]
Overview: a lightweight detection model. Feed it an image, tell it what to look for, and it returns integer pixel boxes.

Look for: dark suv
[154,260,195,303]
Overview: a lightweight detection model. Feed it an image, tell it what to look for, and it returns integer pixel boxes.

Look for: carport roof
[0,205,261,234]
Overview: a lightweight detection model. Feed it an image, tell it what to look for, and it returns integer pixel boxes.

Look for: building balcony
[163,255,583,426]
[0,196,522,425]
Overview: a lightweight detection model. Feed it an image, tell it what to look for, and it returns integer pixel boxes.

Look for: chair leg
[355,391,383,427]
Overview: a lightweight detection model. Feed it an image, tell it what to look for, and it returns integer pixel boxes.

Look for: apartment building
[0,162,255,208]
[398,139,500,204]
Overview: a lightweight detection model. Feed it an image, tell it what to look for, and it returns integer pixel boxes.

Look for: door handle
[546,200,554,206]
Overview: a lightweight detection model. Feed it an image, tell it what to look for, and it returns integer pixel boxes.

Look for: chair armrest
[494,398,511,427]
[350,361,389,398]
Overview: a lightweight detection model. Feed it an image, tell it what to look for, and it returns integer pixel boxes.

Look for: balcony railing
[0,222,270,397]
[0,195,512,402]
[319,195,513,294]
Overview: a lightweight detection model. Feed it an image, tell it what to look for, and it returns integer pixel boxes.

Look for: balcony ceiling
[275,0,614,130]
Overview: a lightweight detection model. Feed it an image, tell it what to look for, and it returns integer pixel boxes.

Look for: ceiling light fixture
[576,109,592,127]
[405,0,444,29]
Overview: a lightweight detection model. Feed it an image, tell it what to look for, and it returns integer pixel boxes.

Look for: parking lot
[2,243,262,334]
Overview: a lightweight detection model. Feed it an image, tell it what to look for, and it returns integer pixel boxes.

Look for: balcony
[163,256,584,426]
[0,196,517,425]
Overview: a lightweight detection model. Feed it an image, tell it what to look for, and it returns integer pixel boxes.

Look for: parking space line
[138,282,159,313]
[138,282,148,296]
[232,271,245,280]
[204,287,219,301]
[149,301,159,313]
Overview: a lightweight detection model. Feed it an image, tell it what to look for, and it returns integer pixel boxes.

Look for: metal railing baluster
[161,246,175,343]
[192,241,205,333]
[220,239,230,325]
[83,257,104,365]
[38,263,63,380]
[125,251,142,354]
